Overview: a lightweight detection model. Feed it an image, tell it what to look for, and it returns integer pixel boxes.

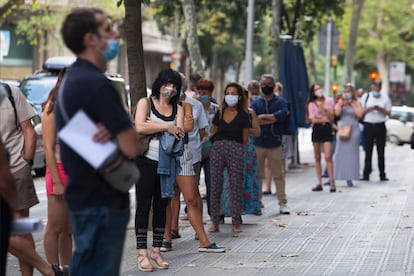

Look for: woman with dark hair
[220,87,262,219]
[42,68,72,273]
[134,68,185,272]
[208,82,250,234]
[306,83,336,192]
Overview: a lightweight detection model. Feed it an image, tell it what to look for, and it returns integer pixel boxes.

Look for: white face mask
[225,95,239,107]
[315,89,324,98]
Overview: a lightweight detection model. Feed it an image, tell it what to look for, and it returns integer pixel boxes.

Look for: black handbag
[410,132,414,150]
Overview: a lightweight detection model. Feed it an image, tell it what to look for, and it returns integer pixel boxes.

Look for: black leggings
[0,197,11,276]
[135,157,168,249]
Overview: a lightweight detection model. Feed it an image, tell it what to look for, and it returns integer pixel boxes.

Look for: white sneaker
[280,205,290,215]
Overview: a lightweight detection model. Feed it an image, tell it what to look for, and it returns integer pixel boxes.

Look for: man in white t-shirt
[360,81,391,181]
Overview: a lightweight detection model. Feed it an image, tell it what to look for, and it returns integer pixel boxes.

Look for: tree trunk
[308,43,317,84]
[374,0,389,94]
[180,0,204,75]
[342,0,365,84]
[290,0,301,39]
[271,0,281,81]
[124,0,146,113]
[377,50,389,95]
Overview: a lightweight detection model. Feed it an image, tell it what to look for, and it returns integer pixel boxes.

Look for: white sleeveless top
[145,98,177,161]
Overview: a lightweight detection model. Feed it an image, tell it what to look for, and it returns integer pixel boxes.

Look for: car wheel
[388,135,401,145]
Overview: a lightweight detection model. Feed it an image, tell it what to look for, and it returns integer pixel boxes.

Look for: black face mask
[261,86,274,95]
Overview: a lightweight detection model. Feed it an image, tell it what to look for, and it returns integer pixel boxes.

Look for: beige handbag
[338,125,352,140]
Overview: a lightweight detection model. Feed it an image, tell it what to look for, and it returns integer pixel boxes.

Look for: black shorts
[312,123,333,143]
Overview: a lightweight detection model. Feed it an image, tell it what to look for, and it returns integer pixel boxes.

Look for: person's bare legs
[264,158,272,193]
[163,198,172,243]
[170,186,181,237]
[44,195,72,266]
[312,142,323,186]
[323,142,335,187]
[176,175,211,247]
[9,209,54,276]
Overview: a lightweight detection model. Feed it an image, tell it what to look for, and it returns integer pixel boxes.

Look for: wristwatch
[24,158,34,166]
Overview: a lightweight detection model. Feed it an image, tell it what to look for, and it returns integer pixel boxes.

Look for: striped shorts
[178,144,195,176]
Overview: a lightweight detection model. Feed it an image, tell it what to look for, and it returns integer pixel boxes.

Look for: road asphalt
[6,130,414,276]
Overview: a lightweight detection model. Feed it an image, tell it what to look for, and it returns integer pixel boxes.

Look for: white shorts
[178,145,195,176]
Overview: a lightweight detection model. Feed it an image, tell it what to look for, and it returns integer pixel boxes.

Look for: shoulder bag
[57,80,140,193]
[338,125,352,140]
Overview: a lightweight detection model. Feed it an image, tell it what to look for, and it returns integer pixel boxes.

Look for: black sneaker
[160,241,172,252]
[198,243,226,253]
[312,185,323,192]
[380,177,389,181]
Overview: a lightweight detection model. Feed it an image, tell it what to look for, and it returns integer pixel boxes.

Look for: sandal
[232,225,242,233]
[51,264,63,276]
[208,224,219,233]
[171,229,181,239]
[312,185,323,192]
[137,252,153,272]
[150,250,169,270]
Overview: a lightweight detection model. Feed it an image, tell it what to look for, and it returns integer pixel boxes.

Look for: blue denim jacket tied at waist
[158,132,184,198]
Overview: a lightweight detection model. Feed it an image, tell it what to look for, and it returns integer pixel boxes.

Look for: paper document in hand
[57,110,117,169]
[11,218,44,235]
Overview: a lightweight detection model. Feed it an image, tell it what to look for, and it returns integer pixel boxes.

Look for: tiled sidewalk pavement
[7,142,414,275]
[119,143,414,276]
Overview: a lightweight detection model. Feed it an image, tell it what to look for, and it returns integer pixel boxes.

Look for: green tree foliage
[338,0,414,88]
[279,0,345,42]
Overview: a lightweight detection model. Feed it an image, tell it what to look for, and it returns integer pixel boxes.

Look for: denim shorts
[69,206,130,276]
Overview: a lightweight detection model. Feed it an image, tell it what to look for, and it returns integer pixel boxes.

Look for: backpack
[0,83,19,131]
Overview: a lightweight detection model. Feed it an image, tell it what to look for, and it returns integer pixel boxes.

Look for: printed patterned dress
[220,134,261,217]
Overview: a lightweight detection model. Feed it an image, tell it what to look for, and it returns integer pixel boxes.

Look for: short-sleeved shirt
[360,91,392,123]
[55,59,133,211]
[213,109,250,144]
[0,85,36,173]
[250,95,289,148]
[203,102,219,140]
[307,98,335,121]
[185,96,208,164]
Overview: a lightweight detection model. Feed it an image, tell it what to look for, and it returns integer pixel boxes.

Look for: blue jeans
[69,206,130,276]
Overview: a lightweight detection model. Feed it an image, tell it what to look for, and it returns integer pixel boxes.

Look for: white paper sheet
[11,218,44,235]
[58,110,117,169]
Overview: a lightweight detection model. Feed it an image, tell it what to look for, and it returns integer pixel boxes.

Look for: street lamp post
[244,0,255,85]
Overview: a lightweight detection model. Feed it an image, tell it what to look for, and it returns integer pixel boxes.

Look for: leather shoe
[380,177,389,181]
[312,185,323,192]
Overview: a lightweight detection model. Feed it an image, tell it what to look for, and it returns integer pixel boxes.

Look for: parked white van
[386,105,414,145]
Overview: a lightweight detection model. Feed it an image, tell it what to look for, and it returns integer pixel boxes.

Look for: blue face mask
[373,91,381,98]
[200,95,209,103]
[100,39,119,61]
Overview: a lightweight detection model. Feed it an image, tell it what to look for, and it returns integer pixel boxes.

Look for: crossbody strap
[1,83,19,131]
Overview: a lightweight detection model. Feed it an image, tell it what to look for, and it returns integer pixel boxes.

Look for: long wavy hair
[42,68,67,115]
[305,83,322,123]
[221,82,246,112]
